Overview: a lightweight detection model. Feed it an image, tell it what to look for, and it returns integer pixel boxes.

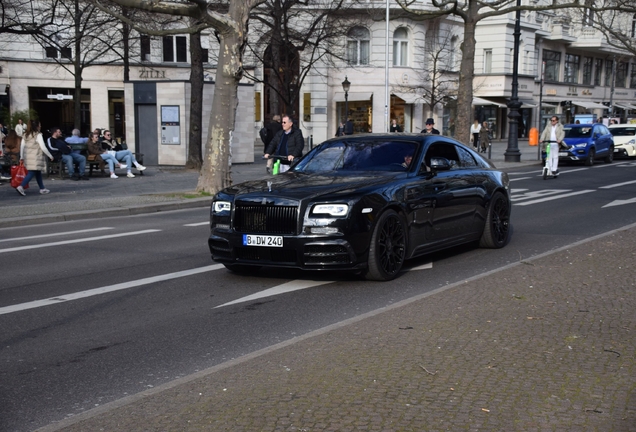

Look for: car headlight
[628,139,635,146]
[312,204,349,217]
[573,144,587,149]
[213,201,231,212]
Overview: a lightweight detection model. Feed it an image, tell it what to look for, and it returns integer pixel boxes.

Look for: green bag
[272,159,280,175]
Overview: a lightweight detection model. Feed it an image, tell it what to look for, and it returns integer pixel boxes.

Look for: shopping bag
[11,161,29,189]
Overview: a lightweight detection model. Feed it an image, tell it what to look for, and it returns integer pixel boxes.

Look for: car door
[593,125,611,157]
[409,142,479,246]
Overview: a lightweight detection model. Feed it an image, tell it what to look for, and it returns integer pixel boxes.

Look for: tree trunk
[456,18,477,145]
[73,0,82,132]
[195,2,248,193]
[187,30,203,170]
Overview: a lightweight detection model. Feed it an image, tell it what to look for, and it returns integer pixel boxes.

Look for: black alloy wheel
[585,148,595,166]
[605,146,614,163]
[479,191,511,249]
[365,210,406,281]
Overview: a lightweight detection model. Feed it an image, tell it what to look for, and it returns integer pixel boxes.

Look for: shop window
[255,92,261,122]
[594,58,603,85]
[616,62,628,88]
[347,27,370,66]
[163,36,187,63]
[564,54,580,83]
[141,35,151,61]
[582,57,593,85]
[45,47,58,58]
[543,50,560,82]
[605,59,613,87]
[631,64,636,88]
[393,27,408,67]
[303,93,311,122]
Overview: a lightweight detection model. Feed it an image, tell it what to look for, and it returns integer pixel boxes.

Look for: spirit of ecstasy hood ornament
[267,181,272,193]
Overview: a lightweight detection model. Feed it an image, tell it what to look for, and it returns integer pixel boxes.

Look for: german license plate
[558,152,568,156]
[243,234,283,247]
[613,148,619,152]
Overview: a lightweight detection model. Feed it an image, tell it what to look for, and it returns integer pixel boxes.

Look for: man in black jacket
[46,127,88,180]
[264,114,304,174]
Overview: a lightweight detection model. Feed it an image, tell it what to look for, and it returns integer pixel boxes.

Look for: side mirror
[429,157,452,171]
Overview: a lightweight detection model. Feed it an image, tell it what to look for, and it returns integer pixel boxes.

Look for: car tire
[585,148,595,166]
[364,209,406,281]
[604,146,614,163]
[479,191,511,249]
[224,264,261,274]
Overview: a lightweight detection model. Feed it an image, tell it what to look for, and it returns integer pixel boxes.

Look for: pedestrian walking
[15,120,54,196]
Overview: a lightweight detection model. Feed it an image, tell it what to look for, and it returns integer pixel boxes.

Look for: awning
[392,92,423,104]
[334,92,373,102]
[519,100,537,108]
[472,97,507,108]
[613,103,636,110]
[571,100,608,110]
[538,102,559,108]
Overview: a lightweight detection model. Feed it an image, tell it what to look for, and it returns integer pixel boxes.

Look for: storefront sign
[46,94,73,100]
[139,68,166,79]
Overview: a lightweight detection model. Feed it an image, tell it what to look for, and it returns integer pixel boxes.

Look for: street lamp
[504,0,522,162]
[342,76,351,130]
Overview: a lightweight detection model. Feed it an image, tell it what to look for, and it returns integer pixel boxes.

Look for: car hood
[563,137,590,146]
[223,171,399,202]
[611,136,636,146]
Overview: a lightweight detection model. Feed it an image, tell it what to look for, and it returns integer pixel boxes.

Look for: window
[346,27,370,66]
[632,14,636,38]
[45,47,57,58]
[484,49,492,73]
[543,50,560,82]
[631,64,636,88]
[254,92,261,122]
[583,0,594,26]
[61,47,72,59]
[201,49,209,63]
[582,57,593,85]
[163,36,187,63]
[605,59,614,87]
[594,58,603,85]
[140,35,151,61]
[616,62,628,88]
[564,54,580,83]
[447,37,458,71]
[392,27,408,67]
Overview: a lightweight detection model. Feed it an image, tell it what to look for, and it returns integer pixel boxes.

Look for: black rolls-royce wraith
[209,133,511,281]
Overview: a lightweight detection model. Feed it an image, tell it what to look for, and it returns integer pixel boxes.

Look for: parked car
[559,123,614,166]
[209,134,512,281]
[608,124,636,158]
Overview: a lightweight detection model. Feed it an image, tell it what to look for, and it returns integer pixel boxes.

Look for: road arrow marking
[602,198,636,208]
[215,280,335,308]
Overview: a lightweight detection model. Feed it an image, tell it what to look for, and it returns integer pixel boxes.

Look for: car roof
[608,124,636,128]
[564,124,598,128]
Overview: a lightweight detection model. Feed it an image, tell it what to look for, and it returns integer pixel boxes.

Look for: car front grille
[233,204,298,235]
[304,244,352,265]
[236,247,297,263]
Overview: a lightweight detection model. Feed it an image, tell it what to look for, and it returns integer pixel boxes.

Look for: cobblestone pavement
[39,224,636,432]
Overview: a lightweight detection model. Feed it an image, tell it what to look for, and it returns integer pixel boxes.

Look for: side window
[456,146,478,168]
[425,142,460,169]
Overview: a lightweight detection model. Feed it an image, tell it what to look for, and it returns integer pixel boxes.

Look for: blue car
[559,123,614,166]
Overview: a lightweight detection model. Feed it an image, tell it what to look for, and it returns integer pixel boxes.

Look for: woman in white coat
[16,120,54,196]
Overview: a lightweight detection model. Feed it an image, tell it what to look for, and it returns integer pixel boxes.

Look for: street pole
[504,0,522,162]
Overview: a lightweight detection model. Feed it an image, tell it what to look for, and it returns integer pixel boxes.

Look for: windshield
[609,127,636,137]
[564,127,592,138]
[293,140,420,173]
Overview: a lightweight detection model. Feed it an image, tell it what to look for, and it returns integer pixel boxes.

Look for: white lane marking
[0,227,114,243]
[603,198,636,208]
[514,190,595,206]
[215,262,434,308]
[215,280,335,308]
[509,177,532,182]
[0,229,161,254]
[512,189,571,202]
[409,262,433,271]
[558,167,588,174]
[0,264,225,316]
[599,179,636,189]
[184,222,209,227]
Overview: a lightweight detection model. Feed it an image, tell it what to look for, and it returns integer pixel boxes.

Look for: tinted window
[609,127,636,136]
[294,140,420,173]
[564,127,592,138]
[456,146,477,168]
[425,143,460,169]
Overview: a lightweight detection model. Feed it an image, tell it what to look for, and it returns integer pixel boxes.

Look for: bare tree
[188,27,204,170]
[97,0,263,194]
[395,0,589,143]
[576,1,636,56]
[394,20,458,120]
[30,0,126,132]
[0,0,62,35]
[244,0,353,122]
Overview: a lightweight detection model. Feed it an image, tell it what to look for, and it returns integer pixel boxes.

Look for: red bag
[11,161,29,189]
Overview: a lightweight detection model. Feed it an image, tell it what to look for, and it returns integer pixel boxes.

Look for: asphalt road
[1,159,636,431]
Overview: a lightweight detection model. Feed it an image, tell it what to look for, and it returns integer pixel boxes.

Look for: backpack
[259,126,268,144]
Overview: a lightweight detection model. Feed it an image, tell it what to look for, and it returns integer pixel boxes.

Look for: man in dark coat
[264,114,304,174]
[421,118,440,135]
[46,127,89,180]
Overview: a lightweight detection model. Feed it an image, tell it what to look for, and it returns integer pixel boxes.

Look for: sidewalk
[0,139,539,229]
[39,223,636,431]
